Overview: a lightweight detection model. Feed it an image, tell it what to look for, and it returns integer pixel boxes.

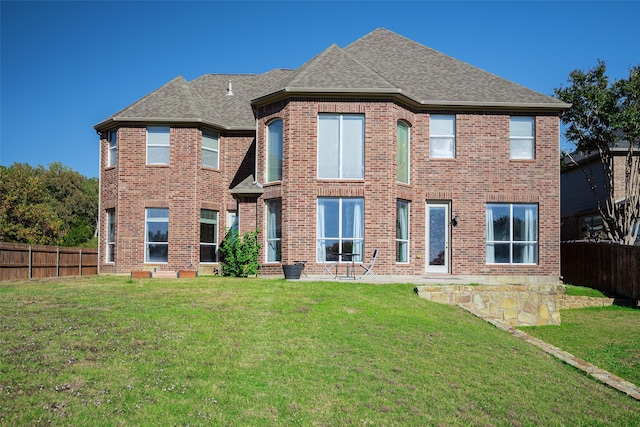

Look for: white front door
[425,203,450,273]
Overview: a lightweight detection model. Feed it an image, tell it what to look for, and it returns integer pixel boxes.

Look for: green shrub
[219,228,261,277]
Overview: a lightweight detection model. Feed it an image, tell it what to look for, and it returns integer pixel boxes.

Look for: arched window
[397,121,410,183]
[266,119,282,182]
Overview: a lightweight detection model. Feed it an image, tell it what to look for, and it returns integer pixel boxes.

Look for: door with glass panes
[425,203,450,273]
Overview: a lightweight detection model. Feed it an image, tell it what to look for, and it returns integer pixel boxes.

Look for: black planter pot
[282,264,303,280]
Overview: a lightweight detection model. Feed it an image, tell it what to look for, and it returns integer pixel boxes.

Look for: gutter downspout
[97,131,103,275]
[254,114,259,185]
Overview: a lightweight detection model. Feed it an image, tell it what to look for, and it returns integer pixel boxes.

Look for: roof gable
[344,28,567,108]
[95,28,569,132]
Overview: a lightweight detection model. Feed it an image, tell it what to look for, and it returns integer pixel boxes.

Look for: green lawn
[521,305,640,386]
[0,276,638,426]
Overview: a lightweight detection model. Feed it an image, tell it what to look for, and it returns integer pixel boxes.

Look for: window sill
[201,166,221,172]
[509,159,536,162]
[146,164,170,167]
[486,263,538,266]
[104,165,117,171]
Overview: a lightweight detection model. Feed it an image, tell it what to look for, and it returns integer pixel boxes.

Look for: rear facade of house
[94,29,569,283]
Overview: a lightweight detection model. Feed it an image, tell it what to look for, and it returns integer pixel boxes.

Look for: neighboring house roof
[94,28,569,132]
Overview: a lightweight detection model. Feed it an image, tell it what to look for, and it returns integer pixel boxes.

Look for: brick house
[94,28,569,283]
[561,145,640,242]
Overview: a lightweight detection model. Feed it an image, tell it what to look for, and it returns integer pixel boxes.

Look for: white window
[202,130,220,169]
[266,119,282,182]
[318,114,364,179]
[396,200,409,263]
[486,203,538,264]
[145,208,169,263]
[266,199,282,262]
[510,117,535,160]
[108,130,117,167]
[106,208,115,263]
[147,126,170,164]
[200,209,218,263]
[226,210,238,233]
[397,122,410,183]
[317,198,364,263]
[430,115,456,158]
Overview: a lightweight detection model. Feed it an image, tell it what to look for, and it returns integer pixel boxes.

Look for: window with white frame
[430,115,456,158]
[317,197,364,263]
[147,126,170,164]
[266,119,282,182]
[226,210,238,233]
[397,121,410,183]
[202,130,220,169]
[266,199,282,262]
[510,116,535,160]
[396,200,409,263]
[106,208,115,263]
[486,203,538,264]
[108,130,117,167]
[200,209,218,263]
[145,208,169,263]
[318,114,364,179]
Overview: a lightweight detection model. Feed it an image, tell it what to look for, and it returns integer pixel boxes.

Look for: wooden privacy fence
[561,242,640,299]
[0,242,98,281]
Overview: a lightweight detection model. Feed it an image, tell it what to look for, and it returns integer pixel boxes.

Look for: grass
[563,285,608,298]
[521,305,640,386]
[0,276,638,426]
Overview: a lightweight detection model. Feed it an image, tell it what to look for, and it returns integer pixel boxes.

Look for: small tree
[219,228,261,277]
[555,61,640,245]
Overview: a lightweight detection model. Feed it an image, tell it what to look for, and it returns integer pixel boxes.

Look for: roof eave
[251,87,571,112]
[93,117,255,133]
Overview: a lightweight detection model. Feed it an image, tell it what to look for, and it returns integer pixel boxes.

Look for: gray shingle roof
[95,28,568,132]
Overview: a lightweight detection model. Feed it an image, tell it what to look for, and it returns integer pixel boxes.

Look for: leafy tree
[219,228,261,277]
[0,163,64,245]
[555,61,640,245]
[0,162,98,247]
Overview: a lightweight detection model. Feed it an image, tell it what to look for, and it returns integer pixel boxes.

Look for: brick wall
[256,98,560,280]
[99,125,254,273]
[100,99,560,281]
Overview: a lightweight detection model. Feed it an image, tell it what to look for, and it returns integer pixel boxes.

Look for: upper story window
[107,130,117,167]
[266,119,283,182]
[202,130,220,169]
[146,126,170,165]
[430,115,456,158]
[318,114,364,179]
[397,121,410,183]
[510,116,535,160]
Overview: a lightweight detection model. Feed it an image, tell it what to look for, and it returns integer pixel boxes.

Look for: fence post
[79,249,82,276]
[28,245,32,279]
[56,247,60,278]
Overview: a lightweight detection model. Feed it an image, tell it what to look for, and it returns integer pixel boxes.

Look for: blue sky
[1,1,638,178]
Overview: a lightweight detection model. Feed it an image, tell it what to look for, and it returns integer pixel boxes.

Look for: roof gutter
[251,88,571,112]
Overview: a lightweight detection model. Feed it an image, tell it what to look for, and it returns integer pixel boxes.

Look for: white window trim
[316,197,365,263]
[200,209,218,264]
[486,203,538,265]
[107,130,117,167]
[266,119,283,183]
[429,115,456,159]
[509,116,535,160]
[146,126,170,165]
[317,114,365,180]
[202,130,220,169]
[396,200,410,263]
[145,208,169,264]
[106,208,115,263]
[265,199,282,263]
[397,121,410,184]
